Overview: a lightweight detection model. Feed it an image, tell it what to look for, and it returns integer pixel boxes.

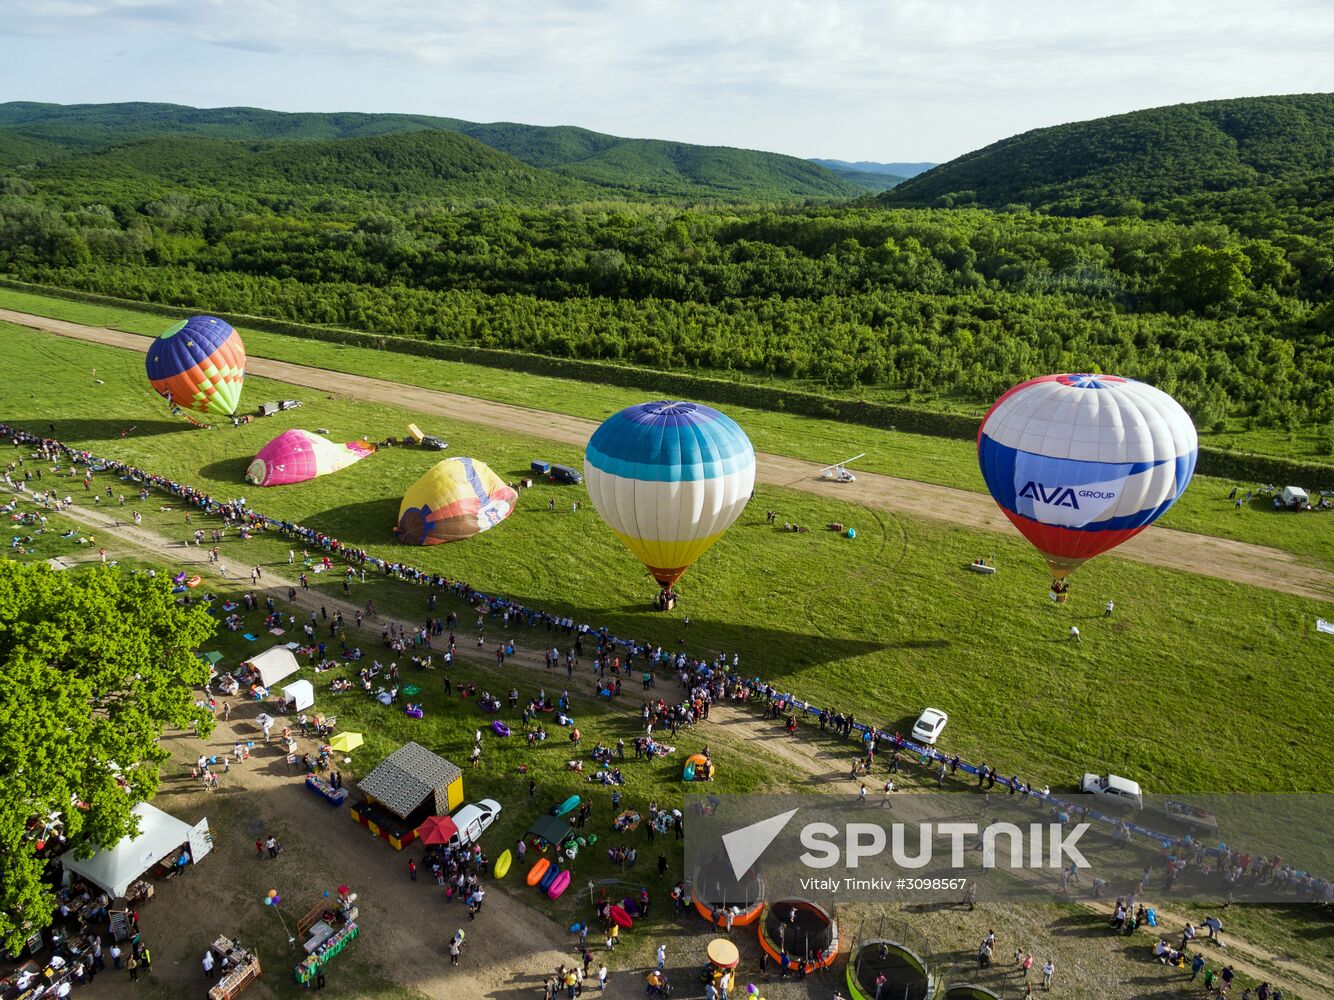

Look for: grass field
[3,286,1332,571]
[4,325,1333,805]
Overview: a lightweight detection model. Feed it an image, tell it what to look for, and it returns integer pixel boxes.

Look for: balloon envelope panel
[397,457,518,544]
[977,374,1197,577]
[245,429,375,486]
[584,400,755,589]
[145,315,247,416]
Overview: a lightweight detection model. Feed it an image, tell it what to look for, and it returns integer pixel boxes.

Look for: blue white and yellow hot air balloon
[584,401,755,592]
[977,373,1198,588]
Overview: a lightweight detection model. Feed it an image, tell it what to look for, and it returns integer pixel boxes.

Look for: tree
[1158,244,1251,313]
[0,563,215,952]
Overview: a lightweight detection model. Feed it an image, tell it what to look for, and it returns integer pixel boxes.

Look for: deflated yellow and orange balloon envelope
[397,457,518,545]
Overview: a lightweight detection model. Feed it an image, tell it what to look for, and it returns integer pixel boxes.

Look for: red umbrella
[416,815,459,845]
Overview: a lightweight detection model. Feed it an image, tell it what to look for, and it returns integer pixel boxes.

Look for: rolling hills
[26,131,603,204]
[0,101,862,201]
[882,93,1334,213]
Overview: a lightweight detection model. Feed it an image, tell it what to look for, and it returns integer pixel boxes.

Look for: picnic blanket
[243,633,259,641]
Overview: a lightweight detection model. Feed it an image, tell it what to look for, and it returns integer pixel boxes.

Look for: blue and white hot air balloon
[584,401,755,593]
[977,374,1197,588]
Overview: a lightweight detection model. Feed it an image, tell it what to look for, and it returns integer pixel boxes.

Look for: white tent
[62,803,198,899]
[282,679,314,712]
[246,646,300,687]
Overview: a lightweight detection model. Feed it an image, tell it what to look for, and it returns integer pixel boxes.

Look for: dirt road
[5,308,1331,602]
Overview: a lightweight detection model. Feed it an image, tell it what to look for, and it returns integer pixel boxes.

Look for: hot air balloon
[245,429,375,487]
[145,316,246,416]
[977,374,1197,595]
[584,400,755,597]
[397,457,517,544]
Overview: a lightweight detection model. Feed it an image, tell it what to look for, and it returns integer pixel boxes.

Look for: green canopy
[199,651,223,665]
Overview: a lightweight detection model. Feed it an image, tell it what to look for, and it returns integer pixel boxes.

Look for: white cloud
[2,0,1333,159]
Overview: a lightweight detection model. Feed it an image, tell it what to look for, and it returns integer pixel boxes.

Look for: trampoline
[846,940,933,1000]
[758,898,838,972]
[691,860,765,928]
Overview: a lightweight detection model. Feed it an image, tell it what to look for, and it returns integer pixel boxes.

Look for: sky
[4,0,1334,162]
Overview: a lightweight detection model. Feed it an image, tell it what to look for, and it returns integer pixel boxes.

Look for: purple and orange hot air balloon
[245,429,375,487]
[145,316,246,417]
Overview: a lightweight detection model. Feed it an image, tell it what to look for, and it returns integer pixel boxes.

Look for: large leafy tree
[0,562,214,952]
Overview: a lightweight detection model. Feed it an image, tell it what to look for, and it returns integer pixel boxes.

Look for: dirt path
[5,309,1331,603]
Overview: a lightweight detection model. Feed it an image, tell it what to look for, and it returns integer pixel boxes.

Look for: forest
[1,97,1333,453]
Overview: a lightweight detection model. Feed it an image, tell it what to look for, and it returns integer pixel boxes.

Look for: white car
[448,799,502,849]
[1079,773,1143,811]
[911,708,948,745]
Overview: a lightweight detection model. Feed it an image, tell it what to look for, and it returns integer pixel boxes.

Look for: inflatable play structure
[691,859,765,928]
[245,429,375,486]
[683,752,715,781]
[844,919,935,1000]
[758,899,838,973]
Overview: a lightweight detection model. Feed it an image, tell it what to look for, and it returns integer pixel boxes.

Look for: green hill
[0,101,860,201]
[882,93,1334,212]
[0,129,69,168]
[30,131,601,204]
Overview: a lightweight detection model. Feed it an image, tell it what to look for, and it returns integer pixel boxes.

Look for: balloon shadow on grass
[199,456,255,483]
[310,498,402,546]
[3,417,194,442]
[482,589,892,677]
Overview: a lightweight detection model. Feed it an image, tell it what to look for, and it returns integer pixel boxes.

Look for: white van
[447,799,502,849]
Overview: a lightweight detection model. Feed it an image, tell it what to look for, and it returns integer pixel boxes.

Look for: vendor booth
[526,814,577,850]
[281,679,314,713]
[61,802,211,899]
[245,647,300,688]
[293,892,360,984]
[350,742,463,850]
[207,936,262,1000]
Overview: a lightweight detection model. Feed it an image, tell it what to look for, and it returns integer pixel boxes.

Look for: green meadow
[3,323,1332,802]
[1,286,1331,570]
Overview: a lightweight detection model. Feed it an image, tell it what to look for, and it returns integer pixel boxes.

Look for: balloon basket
[1049,590,1069,604]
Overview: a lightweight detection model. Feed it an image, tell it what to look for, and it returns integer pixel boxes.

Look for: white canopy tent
[62,802,206,899]
[246,646,300,687]
[282,679,314,712]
